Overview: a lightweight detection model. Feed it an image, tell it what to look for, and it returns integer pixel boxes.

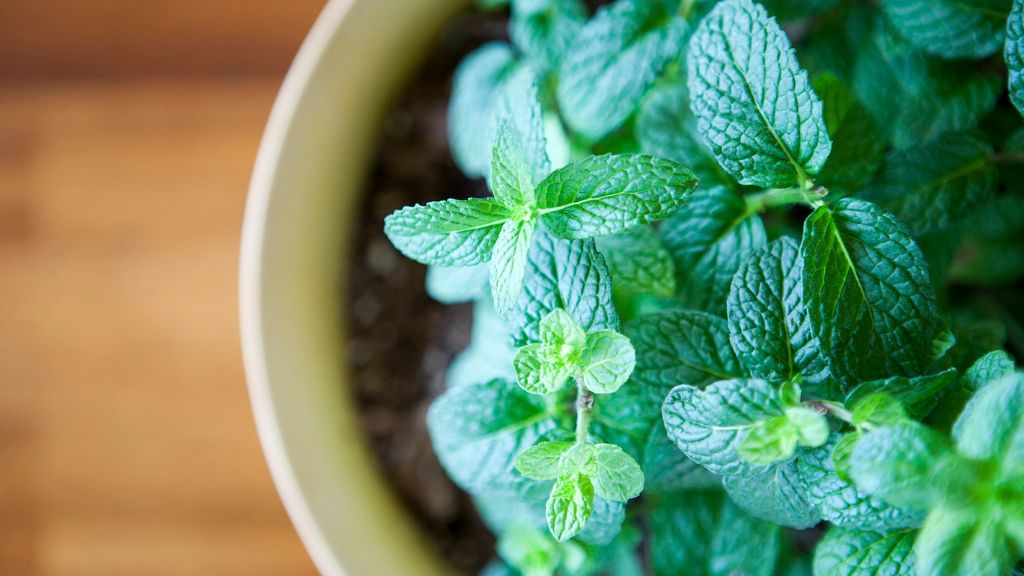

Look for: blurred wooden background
[0,1,328,574]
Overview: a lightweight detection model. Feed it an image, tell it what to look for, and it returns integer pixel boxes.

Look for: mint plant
[382,0,1024,573]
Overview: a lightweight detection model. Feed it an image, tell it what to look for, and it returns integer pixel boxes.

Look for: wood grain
[0,78,319,574]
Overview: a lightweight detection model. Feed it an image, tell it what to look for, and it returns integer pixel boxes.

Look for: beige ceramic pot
[240,0,469,574]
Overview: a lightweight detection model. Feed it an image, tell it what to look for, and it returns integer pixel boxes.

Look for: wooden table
[0,2,327,574]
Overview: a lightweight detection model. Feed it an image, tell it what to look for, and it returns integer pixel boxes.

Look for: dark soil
[345,9,508,575]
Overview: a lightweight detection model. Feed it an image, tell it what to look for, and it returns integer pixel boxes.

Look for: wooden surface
[0,1,328,574]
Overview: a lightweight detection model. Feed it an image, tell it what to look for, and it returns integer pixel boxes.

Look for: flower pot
[239,0,468,574]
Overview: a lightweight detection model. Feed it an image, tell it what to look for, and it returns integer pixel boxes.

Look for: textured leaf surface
[384,198,512,266]
[536,154,698,239]
[515,441,573,480]
[546,473,594,541]
[798,435,923,531]
[662,378,783,475]
[727,238,830,393]
[1009,0,1024,116]
[687,0,831,187]
[591,444,644,501]
[428,378,558,495]
[642,421,720,494]
[579,331,636,394]
[510,0,587,73]
[962,350,1015,391]
[881,0,1009,59]
[661,186,766,312]
[448,43,520,178]
[866,133,996,236]
[557,0,686,141]
[844,369,957,419]
[493,71,551,192]
[490,219,537,317]
[801,198,937,389]
[510,231,619,347]
[722,461,821,528]
[813,528,917,576]
[596,226,675,298]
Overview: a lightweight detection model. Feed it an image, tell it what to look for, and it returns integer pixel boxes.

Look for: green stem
[677,0,696,19]
[744,184,825,214]
[575,382,594,446]
[818,400,854,425]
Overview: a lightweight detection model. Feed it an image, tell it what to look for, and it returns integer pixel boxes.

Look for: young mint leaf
[579,331,636,394]
[1008,0,1024,117]
[595,226,676,298]
[787,406,831,446]
[516,441,575,481]
[384,198,512,266]
[727,238,831,394]
[496,524,561,576]
[576,496,626,546]
[642,420,720,494]
[556,0,686,142]
[813,528,918,576]
[722,461,822,529]
[635,82,735,190]
[844,369,958,420]
[510,230,620,347]
[850,393,909,428]
[686,0,831,188]
[539,307,587,347]
[494,72,552,192]
[546,473,595,542]
[515,343,573,395]
[738,416,800,466]
[915,507,1012,576]
[535,154,698,239]
[491,218,537,317]
[866,133,996,236]
[812,73,885,196]
[880,0,1009,60]
[492,120,540,211]
[962,350,1015,391]
[663,378,788,475]
[801,198,937,389]
[510,0,587,74]
[952,371,1023,471]
[848,422,954,510]
[448,43,521,178]
[661,185,767,312]
[591,444,644,502]
[427,378,560,495]
[798,435,924,531]
[426,263,490,304]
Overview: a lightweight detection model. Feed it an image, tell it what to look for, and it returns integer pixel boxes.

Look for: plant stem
[818,400,854,425]
[677,0,696,19]
[744,185,821,213]
[575,382,594,446]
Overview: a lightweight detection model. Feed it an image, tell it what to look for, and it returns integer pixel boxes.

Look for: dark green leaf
[844,369,958,419]
[813,527,917,576]
[880,0,1009,60]
[1008,0,1024,116]
[812,73,885,196]
[596,226,676,298]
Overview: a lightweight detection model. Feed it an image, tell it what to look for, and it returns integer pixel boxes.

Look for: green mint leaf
[949,193,1024,285]
[831,431,861,482]
[590,444,644,502]
[516,441,575,480]
[510,0,587,74]
[546,473,595,542]
[848,422,953,510]
[813,528,917,576]
[952,371,1023,474]
[493,72,551,193]
[635,81,735,190]
[595,226,676,298]
[560,442,598,475]
[812,73,885,196]
[738,416,800,466]
[727,237,831,394]
[427,378,559,495]
[515,343,572,395]
[576,496,626,546]
[496,524,560,576]
[880,0,1009,60]
[850,393,909,428]
[491,218,537,317]
[535,154,698,239]
[798,435,924,531]
[557,0,686,141]
[663,378,785,475]
[866,133,996,236]
[916,507,1012,576]
[492,120,540,211]
[722,462,822,529]
[425,263,490,304]
[787,406,830,447]
[801,198,937,389]
[510,231,620,347]
[844,369,958,420]
[642,420,720,494]
[962,350,1015,391]
[686,0,831,188]
[891,72,1001,150]
[539,307,587,348]
[708,499,782,576]
[661,185,767,312]
[447,298,517,388]
[579,331,636,394]
[384,198,512,266]
[448,43,521,178]
[1008,0,1024,117]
